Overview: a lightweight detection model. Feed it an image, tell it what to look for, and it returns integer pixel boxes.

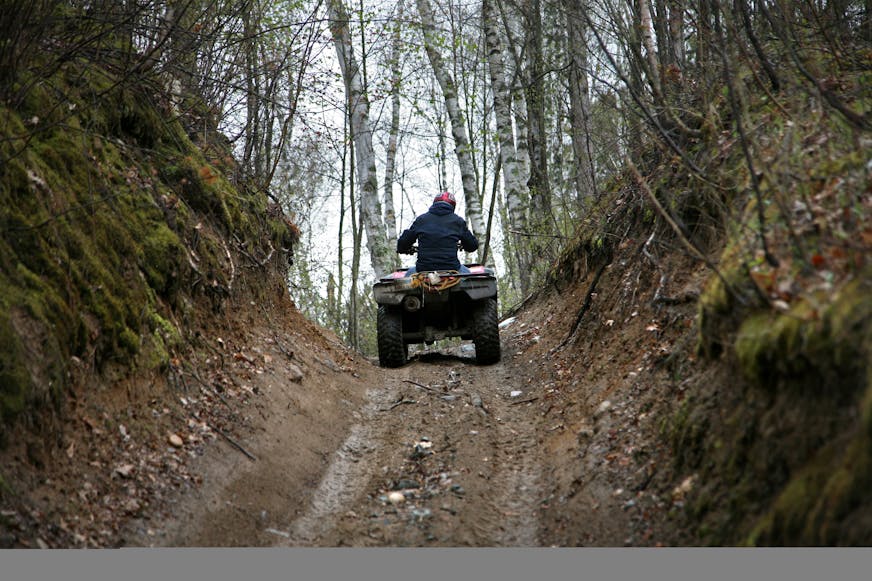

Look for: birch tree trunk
[667,0,685,68]
[638,0,663,102]
[382,0,405,243]
[565,0,596,211]
[523,0,552,239]
[483,0,531,293]
[499,2,531,185]
[416,0,485,248]
[327,0,393,277]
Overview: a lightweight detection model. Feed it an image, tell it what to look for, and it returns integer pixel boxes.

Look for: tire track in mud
[283,383,399,544]
[280,346,543,547]
[488,412,541,546]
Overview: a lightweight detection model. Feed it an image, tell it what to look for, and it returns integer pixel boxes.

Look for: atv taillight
[387,269,409,279]
[468,265,486,274]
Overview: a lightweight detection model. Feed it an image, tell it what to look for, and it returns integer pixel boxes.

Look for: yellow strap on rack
[410,271,461,293]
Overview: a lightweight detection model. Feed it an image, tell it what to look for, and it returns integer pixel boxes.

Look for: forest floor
[2,241,703,548]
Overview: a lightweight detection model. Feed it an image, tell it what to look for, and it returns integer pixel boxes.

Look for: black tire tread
[377,306,407,367]
[473,298,501,365]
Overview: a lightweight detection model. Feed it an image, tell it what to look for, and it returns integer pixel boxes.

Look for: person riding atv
[373,190,499,368]
[396,191,478,273]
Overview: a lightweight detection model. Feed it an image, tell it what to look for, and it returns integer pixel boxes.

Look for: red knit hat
[434,191,456,207]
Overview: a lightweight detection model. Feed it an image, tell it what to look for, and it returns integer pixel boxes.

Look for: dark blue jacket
[397,201,478,271]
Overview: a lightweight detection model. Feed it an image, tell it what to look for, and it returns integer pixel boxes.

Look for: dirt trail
[131,329,548,547]
[112,255,693,548]
[277,346,544,547]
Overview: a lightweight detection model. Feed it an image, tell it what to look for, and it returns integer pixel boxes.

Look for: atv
[372,257,501,368]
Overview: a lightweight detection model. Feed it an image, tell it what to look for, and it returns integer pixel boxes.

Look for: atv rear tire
[377,306,407,368]
[473,298,501,364]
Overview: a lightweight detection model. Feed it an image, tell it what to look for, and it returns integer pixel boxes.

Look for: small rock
[393,479,420,490]
[594,400,612,418]
[387,491,405,505]
[122,498,142,514]
[672,474,697,500]
[168,434,184,448]
[114,464,135,479]
[410,440,433,460]
[510,390,523,398]
[288,363,304,383]
[577,426,595,443]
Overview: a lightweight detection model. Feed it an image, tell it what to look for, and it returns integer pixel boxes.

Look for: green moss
[696,245,761,360]
[105,86,165,148]
[662,397,710,470]
[141,222,184,298]
[734,271,872,392]
[118,326,140,355]
[747,426,872,546]
[1,48,293,441]
[747,461,828,545]
[0,314,29,424]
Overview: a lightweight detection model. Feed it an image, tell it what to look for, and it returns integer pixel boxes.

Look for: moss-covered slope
[660,79,871,544]
[537,55,870,544]
[0,57,297,442]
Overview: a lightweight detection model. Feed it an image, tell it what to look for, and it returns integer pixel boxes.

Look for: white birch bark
[327,0,393,277]
[415,0,485,247]
[483,0,530,289]
[499,1,530,184]
[639,0,662,100]
[382,0,404,243]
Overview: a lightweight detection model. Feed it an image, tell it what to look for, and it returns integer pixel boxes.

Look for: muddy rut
[281,348,543,547]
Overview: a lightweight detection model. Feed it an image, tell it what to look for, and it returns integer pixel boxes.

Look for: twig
[220,235,236,293]
[272,334,294,360]
[642,229,668,306]
[508,229,568,239]
[403,379,442,393]
[510,397,539,406]
[181,364,233,410]
[382,398,417,411]
[234,234,276,268]
[210,424,257,462]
